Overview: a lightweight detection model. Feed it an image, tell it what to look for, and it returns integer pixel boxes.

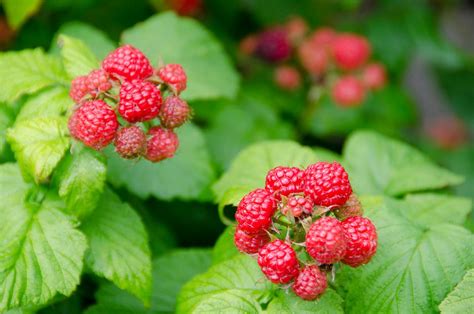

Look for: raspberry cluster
[68,45,191,162]
[233,161,377,301]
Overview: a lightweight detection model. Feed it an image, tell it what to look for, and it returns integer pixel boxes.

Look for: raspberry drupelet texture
[145,126,179,162]
[306,216,347,264]
[333,194,363,220]
[85,69,112,97]
[292,265,328,300]
[234,226,270,254]
[255,28,291,63]
[157,64,187,94]
[331,75,366,107]
[342,216,378,267]
[159,96,191,129]
[281,195,314,218]
[265,166,304,199]
[68,100,118,150]
[332,34,371,70]
[114,126,147,159]
[258,239,299,284]
[102,44,153,80]
[119,79,162,123]
[70,75,89,103]
[303,161,352,207]
[362,62,387,90]
[274,65,301,91]
[235,188,277,233]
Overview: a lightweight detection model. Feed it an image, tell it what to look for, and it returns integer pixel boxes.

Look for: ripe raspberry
[333,194,363,220]
[258,239,299,284]
[306,217,347,264]
[119,79,162,123]
[85,69,112,97]
[310,27,337,46]
[298,40,329,75]
[70,75,89,103]
[159,96,191,129]
[68,100,118,150]
[331,75,365,107]
[255,28,291,63]
[145,127,179,162]
[265,166,304,200]
[114,126,146,159]
[284,16,308,43]
[157,64,187,94]
[332,34,371,70]
[235,188,277,233]
[342,216,377,267]
[234,226,270,254]
[281,195,314,218]
[292,266,327,300]
[102,44,153,80]
[274,65,301,91]
[362,63,387,90]
[166,0,202,16]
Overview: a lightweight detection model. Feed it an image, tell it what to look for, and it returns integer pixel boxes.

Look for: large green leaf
[81,189,152,305]
[0,105,15,158]
[439,268,474,313]
[122,12,239,101]
[266,289,344,314]
[15,87,72,123]
[0,163,87,312]
[59,35,100,78]
[212,226,238,265]
[3,0,42,29]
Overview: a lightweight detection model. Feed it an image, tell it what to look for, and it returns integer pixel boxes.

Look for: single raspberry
[234,226,270,254]
[333,194,363,220]
[284,16,308,43]
[85,69,112,97]
[102,44,153,80]
[281,195,314,217]
[145,127,179,162]
[239,35,258,56]
[332,33,371,70]
[70,75,89,103]
[306,216,347,264]
[274,65,301,91]
[342,216,377,267]
[157,64,187,94]
[258,239,299,284]
[292,266,327,300]
[426,116,468,150]
[159,96,191,129]
[309,27,337,46]
[235,188,277,233]
[303,162,352,207]
[118,79,162,123]
[362,63,387,90]
[68,100,118,150]
[166,0,202,16]
[114,126,147,159]
[298,39,329,75]
[331,75,366,107]
[255,28,291,63]
[265,166,304,200]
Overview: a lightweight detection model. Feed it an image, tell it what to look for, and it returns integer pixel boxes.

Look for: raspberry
[255,28,291,63]
[258,239,299,284]
[310,27,337,46]
[235,188,277,233]
[342,216,377,267]
[281,195,314,218]
[298,40,329,75]
[265,166,304,200]
[70,75,89,103]
[284,16,308,43]
[157,64,187,94]
[306,217,347,264]
[332,33,371,70]
[292,266,327,300]
[274,65,301,91]
[118,79,162,123]
[239,35,258,56]
[362,63,387,90]
[234,226,270,254]
[331,75,365,107]
[145,127,179,162]
[85,69,112,97]
[426,116,468,150]
[68,100,118,150]
[159,96,191,129]
[114,126,146,159]
[166,0,202,16]
[333,194,363,220]
[102,44,153,80]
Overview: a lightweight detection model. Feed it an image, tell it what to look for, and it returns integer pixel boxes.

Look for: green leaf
[212,226,238,265]
[59,35,100,78]
[0,48,69,102]
[3,0,42,29]
[7,117,70,184]
[81,188,152,305]
[343,131,463,196]
[107,123,216,201]
[0,105,15,158]
[184,289,262,313]
[439,268,474,313]
[53,148,107,218]
[266,289,344,313]
[122,12,239,101]
[0,163,87,312]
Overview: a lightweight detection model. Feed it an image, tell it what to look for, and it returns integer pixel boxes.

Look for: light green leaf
[188,289,262,313]
[122,12,239,101]
[7,117,70,184]
[81,188,152,305]
[59,35,100,78]
[439,268,474,313]
[0,105,15,157]
[267,289,344,314]
[0,48,69,102]
[212,226,238,265]
[3,0,42,29]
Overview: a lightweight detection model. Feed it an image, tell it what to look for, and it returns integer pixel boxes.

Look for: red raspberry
[119,79,162,123]
[85,69,112,97]
[342,216,377,267]
[292,265,327,300]
[298,39,329,75]
[333,194,363,220]
[157,64,187,94]
[284,16,308,43]
[166,0,202,16]
[234,226,270,254]
[68,100,118,150]
[332,34,371,70]
[102,44,153,80]
[159,96,191,129]
[255,28,291,63]
[331,75,366,107]
[310,27,337,46]
[274,65,301,91]
[306,217,347,264]
[114,126,146,159]
[281,195,314,218]
[145,127,179,162]
[362,63,387,90]
[265,166,304,199]
[70,75,89,103]
[426,116,468,150]
[235,188,276,233]
[303,162,352,207]
[258,239,299,284]
[239,35,258,56]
